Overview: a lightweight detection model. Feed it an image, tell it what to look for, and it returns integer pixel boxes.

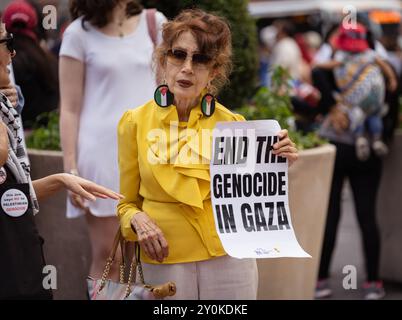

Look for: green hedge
[26,111,61,151]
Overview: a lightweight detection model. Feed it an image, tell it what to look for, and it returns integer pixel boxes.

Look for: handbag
[87,228,176,300]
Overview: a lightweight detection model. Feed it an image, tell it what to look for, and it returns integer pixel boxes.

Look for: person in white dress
[59,0,166,285]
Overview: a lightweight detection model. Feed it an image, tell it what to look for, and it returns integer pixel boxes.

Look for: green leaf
[26,110,61,151]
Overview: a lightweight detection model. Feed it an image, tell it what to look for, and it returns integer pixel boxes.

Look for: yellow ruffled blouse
[117,99,245,264]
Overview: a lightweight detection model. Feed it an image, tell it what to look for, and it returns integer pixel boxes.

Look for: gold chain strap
[98,229,149,299]
[136,242,145,284]
[124,255,137,298]
[97,229,122,294]
[98,257,113,294]
[119,263,125,284]
[124,242,147,298]
[119,238,126,284]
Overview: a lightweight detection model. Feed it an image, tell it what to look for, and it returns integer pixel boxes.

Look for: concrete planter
[257,144,336,300]
[378,129,402,283]
[28,149,90,300]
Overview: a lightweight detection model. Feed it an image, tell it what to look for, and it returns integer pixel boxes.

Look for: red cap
[335,23,369,53]
[2,0,38,38]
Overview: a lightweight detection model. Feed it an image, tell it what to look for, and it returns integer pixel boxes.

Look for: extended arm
[117,111,168,262]
[32,173,123,202]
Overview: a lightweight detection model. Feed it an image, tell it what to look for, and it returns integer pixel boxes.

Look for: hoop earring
[201,85,216,117]
[154,84,174,108]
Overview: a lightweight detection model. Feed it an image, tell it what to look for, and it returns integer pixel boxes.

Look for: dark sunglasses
[166,49,213,68]
[0,33,14,54]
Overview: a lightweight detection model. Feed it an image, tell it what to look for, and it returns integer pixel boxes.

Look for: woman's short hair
[69,0,143,29]
[155,9,232,95]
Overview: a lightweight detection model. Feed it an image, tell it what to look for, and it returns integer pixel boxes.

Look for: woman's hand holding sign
[272,129,298,167]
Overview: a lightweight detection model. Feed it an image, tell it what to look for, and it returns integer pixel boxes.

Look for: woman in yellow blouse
[117,9,298,299]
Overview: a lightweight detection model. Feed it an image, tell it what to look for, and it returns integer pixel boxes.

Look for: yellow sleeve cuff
[119,209,141,242]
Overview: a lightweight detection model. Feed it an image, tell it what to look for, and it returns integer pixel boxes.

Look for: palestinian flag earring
[154,84,174,108]
[201,88,216,117]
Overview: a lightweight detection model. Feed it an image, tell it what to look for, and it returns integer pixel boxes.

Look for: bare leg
[85,211,121,280]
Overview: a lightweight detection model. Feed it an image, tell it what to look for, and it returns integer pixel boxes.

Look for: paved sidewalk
[326,182,402,300]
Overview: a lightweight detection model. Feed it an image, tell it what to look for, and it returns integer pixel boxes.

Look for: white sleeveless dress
[59,11,166,218]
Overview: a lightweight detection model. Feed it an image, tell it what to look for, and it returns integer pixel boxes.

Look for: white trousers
[142,255,258,300]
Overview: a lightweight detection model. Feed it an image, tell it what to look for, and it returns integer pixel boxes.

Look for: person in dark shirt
[3,0,59,129]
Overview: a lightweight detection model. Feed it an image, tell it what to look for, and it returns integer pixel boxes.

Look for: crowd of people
[260,13,401,300]
[0,0,401,300]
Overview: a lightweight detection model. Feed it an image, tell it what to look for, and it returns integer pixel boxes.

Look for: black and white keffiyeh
[0,92,39,214]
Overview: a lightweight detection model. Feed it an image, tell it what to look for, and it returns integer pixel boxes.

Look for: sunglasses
[0,33,14,54]
[166,49,213,69]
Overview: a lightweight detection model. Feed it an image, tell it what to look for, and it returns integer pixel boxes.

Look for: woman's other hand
[130,212,169,263]
[272,129,298,167]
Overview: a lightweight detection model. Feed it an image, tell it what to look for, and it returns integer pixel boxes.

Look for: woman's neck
[175,96,199,122]
[110,2,128,24]
[101,2,140,37]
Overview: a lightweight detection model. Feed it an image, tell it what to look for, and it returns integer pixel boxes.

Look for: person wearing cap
[317,22,397,160]
[2,0,59,129]
[3,0,38,41]
[315,22,397,300]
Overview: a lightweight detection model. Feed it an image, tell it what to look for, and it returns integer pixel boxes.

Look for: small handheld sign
[210,120,310,259]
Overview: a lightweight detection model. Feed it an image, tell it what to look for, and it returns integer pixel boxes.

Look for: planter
[257,144,336,299]
[378,129,402,283]
[28,149,91,300]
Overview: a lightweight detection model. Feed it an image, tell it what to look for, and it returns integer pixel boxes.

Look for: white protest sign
[210,120,310,259]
